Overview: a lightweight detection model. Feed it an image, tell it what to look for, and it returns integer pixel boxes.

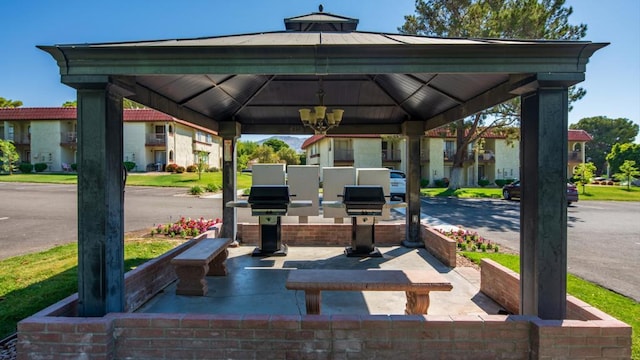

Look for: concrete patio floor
[137,245,504,317]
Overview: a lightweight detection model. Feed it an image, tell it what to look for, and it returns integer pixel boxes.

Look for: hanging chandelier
[298,79,344,135]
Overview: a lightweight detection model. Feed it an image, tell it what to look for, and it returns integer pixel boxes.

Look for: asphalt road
[421,197,640,302]
[0,182,224,260]
[1,182,638,302]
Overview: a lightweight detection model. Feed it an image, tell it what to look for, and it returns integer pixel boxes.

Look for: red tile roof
[568,129,593,142]
[0,107,216,135]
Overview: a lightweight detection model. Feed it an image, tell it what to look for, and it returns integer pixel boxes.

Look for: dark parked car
[502,180,579,205]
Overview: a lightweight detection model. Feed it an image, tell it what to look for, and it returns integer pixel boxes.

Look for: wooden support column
[76,83,125,316]
[219,122,241,241]
[519,84,570,319]
[402,120,424,247]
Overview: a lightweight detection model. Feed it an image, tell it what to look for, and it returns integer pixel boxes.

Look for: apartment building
[0,107,221,172]
[302,129,592,186]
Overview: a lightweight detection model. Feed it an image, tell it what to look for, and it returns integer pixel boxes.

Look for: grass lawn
[0,236,183,339]
[0,172,254,190]
[462,252,639,359]
[421,184,640,201]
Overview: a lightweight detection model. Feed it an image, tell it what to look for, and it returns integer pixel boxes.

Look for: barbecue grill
[227,185,310,256]
[341,185,387,257]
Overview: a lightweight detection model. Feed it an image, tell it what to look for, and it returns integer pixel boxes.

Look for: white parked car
[389,170,406,201]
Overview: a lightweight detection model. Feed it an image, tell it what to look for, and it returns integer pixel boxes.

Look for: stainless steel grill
[341,185,386,216]
[247,185,291,216]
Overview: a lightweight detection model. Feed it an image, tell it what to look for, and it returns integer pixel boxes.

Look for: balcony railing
[444,150,476,162]
[334,149,354,161]
[7,135,30,145]
[569,151,584,163]
[60,132,77,144]
[381,149,401,161]
[146,133,166,146]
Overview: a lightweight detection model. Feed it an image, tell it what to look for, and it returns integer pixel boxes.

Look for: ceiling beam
[367,75,411,117]
[125,79,220,132]
[233,75,275,118]
[423,75,528,131]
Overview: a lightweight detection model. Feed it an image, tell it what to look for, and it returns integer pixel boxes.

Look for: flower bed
[152,217,221,238]
[436,228,499,252]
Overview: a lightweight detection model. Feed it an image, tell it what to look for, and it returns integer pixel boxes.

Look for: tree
[277,147,301,166]
[613,160,640,191]
[251,145,280,164]
[61,98,145,109]
[0,139,20,174]
[606,143,640,176]
[262,138,289,153]
[195,151,209,180]
[399,0,587,189]
[236,141,259,170]
[0,97,23,108]
[571,116,639,174]
[572,162,596,194]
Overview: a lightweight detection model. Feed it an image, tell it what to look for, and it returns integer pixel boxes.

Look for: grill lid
[342,185,385,212]
[248,185,291,208]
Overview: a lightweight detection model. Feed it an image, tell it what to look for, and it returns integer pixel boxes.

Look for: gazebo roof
[37,8,606,136]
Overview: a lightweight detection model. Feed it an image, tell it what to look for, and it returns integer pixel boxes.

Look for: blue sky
[2,0,638,142]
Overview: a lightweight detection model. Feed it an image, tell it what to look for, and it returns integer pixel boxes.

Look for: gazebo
[20,7,630,359]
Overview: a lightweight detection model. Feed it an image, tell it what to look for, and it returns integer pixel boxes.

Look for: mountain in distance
[257,135,310,153]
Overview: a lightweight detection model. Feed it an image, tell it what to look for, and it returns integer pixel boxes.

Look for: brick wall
[420,225,457,267]
[480,259,632,359]
[16,228,632,359]
[237,223,406,247]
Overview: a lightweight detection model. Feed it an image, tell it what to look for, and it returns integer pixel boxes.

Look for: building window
[168,125,173,134]
[169,150,174,162]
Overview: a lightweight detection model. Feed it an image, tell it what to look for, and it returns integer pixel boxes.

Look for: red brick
[180,338,211,348]
[242,314,270,329]
[114,317,152,327]
[331,315,361,330]
[118,327,165,338]
[284,330,315,341]
[270,315,301,329]
[181,314,212,328]
[254,329,286,339]
[151,316,182,328]
[301,315,332,330]
[17,320,47,332]
[210,314,243,329]
[225,329,255,339]
[193,329,224,338]
[602,346,632,357]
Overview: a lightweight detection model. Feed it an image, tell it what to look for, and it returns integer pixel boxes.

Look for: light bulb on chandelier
[298,81,344,135]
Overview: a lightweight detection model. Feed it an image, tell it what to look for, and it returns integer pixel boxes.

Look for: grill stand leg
[252,215,288,257]
[345,216,382,257]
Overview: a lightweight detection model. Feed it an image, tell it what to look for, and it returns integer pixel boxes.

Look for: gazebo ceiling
[38,9,606,135]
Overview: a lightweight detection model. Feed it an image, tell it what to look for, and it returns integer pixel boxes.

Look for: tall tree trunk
[448,120,467,190]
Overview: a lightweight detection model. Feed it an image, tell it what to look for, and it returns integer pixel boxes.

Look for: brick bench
[285,269,453,315]
[171,238,233,296]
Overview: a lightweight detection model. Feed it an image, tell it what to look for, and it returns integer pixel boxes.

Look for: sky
[1,0,638,142]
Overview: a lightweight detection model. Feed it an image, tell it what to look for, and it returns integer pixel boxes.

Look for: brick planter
[16,225,632,359]
[420,224,457,267]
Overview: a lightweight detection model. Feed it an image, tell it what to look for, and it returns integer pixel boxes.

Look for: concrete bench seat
[286,269,452,315]
[171,238,233,296]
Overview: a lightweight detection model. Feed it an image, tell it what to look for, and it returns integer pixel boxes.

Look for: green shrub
[19,162,33,173]
[165,163,178,173]
[495,179,515,187]
[207,167,220,172]
[70,163,77,171]
[34,163,48,172]
[478,179,491,187]
[420,178,429,188]
[434,178,449,188]
[205,183,219,192]
[189,185,203,195]
[186,164,198,173]
[176,166,186,174]
[123,161,136,172]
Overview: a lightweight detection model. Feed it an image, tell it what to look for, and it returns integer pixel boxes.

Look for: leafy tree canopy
[61,98,145,109]
[572,162,596,194]
[0,97,23,108]
[0,139,20,174]
[277,147,301,166]
[252,145,280,164]
[570,116,639,174]
[262,138,289,153]
[613,160,640,191]
[399,0,587,188]
[606,142,640,175]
